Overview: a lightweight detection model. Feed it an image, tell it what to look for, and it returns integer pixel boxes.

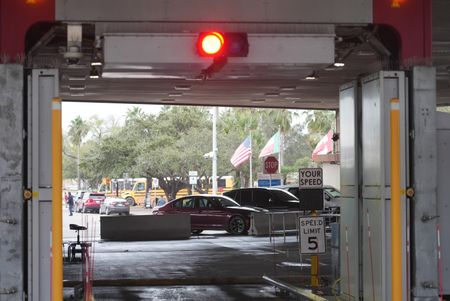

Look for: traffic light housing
[197,32,249,58]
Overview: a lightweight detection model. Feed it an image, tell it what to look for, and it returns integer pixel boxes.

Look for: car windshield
[269,188,298,201]
[219,196,240,207]
[89,194,105,200]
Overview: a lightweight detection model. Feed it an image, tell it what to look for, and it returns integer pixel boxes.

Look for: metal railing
[265,209,340,243]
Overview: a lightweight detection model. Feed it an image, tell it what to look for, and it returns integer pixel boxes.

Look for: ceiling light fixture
[69,92,85,97]
[305,72,317,80]
[69,85,86,91]
[265,92,279,97]
[285,97,301,101]
[68,76,86,81]
[280,86,296,91]
[333,62,345,67]
[174,85,192,91]
[168,92,183,97]
[89,67,101,79]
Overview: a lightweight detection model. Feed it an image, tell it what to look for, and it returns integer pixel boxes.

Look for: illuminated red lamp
[197,32,225,57]
[391,0,406,8]
[197,32,249,58]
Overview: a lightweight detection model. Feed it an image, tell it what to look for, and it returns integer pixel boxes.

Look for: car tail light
[87,198,94,203]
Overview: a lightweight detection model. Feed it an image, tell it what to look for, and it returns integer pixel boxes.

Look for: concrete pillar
[0,64,24,300]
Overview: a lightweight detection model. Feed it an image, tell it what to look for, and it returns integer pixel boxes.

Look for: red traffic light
[197,32,249,58]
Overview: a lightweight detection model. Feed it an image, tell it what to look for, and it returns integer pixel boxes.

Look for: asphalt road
[62,207,337,300]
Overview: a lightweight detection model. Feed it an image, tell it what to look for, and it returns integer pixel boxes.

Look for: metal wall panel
[339,82,360,299]
[30,69,59,301]
[411,67,439,300]
[56,0,372,24]
[437,112,450,295]
[361,71,408,300]
[0,64,24,301]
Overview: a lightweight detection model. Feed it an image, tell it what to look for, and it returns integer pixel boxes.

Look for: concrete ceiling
[28,0,450,109]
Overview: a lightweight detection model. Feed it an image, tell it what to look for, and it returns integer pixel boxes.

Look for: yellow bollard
[52,97,63,301]
[311,210,319,287]
[390,98,402,301]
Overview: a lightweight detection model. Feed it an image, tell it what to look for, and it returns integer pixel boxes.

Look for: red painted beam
[0,0,54,62]
[374,0,432,67]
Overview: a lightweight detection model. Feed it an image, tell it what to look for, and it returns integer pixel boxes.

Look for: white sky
[61,102,162,130]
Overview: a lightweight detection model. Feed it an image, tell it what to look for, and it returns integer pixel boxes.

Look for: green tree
[67,116,90,189]
[135,106,212,199]
[303,110,336,149]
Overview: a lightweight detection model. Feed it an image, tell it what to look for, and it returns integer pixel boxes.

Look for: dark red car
[152,194,266,235]
[75,192,106,213]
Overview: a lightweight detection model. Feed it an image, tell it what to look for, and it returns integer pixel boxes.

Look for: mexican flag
[258,131,280,158]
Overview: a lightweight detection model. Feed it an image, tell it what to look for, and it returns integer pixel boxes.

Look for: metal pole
[249,133,253,188]
[212,107,218,194]
[390,97,402,301]
[311,210,319,287]
[51,97,63,301]
[279,129,282,174]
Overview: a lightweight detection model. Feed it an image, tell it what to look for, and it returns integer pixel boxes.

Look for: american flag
[230,136,252,168]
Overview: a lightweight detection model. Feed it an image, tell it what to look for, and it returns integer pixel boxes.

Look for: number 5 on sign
[299,217,326,254]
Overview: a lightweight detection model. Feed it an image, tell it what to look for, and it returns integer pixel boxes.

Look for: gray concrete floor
[63,208,336,300]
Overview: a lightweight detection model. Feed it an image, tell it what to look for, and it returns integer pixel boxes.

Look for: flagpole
[212,107,218,194]
[249,133,253,188]
[278,128,282,174]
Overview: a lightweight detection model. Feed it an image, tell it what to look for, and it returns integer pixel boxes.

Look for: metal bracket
[0,217,17,225]
[0,287,17,294]
[23,188,32,200]
[421,215,439,222]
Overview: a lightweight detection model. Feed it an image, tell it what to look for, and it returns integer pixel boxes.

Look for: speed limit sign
[299,216,326,254]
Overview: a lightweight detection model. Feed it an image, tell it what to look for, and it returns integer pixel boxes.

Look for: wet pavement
[63,208,336,300]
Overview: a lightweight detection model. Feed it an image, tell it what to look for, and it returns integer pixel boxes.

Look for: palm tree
[68,116,90,189]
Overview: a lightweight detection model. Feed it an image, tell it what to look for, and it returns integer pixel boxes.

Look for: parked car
[274,184,341,211]
[73,191,86,211]
[152,194,266,235]
[100,197,130,215]
[76,192,106,213]
[223,187,300,211]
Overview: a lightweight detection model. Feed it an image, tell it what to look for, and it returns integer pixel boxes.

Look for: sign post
[263,156,279,174]
[264,156,278,187]
[189,171,198,193]
[298,167,324,288]
[299,216,326,254]
[152,178,159,206]
[300,216,325,287]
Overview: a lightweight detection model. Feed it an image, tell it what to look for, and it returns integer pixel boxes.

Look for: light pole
[212,107,218,194]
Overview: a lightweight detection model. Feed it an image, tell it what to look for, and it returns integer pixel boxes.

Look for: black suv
[223,187,300,211]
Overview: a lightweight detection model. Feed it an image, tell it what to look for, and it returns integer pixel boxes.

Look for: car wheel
[126,197,135,206]
[228,216,246,235]
[106,207,110,215]
[191,230,203,235]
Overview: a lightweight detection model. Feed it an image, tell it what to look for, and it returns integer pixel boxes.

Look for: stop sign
[264,156,279,174]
